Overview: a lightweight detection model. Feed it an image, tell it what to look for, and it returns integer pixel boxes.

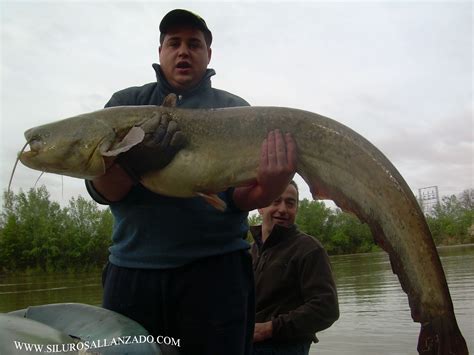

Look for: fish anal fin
[101,126,145,157]
[196,192,227,211]
[162,93,177,107]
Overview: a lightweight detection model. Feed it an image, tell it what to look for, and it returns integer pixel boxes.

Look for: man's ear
[207,47,212,64]
[158,46,162,55]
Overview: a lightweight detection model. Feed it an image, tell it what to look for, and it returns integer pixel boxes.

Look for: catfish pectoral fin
[101,126,145,157]
[196,192,227,211]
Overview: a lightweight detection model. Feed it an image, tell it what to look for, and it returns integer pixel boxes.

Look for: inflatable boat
[1,303,161,354]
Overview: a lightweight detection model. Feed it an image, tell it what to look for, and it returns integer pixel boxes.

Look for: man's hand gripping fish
[17,96,468,354]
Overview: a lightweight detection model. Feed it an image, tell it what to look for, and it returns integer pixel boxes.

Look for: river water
[1,244,473,354]
[315,244,474,354]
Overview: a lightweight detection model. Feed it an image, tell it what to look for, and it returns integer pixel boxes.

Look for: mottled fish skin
[19,105,468,354]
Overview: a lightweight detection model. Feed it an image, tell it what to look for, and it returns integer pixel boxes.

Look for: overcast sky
[1,1,472,208]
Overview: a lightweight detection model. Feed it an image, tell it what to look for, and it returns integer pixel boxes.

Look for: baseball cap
[159,9,212,45]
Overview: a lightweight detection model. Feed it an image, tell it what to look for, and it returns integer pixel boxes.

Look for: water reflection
[316,244,474,354]
[0,271,102,312]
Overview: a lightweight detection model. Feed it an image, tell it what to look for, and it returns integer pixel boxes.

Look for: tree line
[1,186,472,272]
[0,187,112,272]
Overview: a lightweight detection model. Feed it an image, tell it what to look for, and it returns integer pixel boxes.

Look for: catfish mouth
[22,128,47,158]
[27,138,42,154]
[21,137,42,159]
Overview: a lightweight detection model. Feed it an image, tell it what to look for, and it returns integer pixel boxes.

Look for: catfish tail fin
[417,316,468,355]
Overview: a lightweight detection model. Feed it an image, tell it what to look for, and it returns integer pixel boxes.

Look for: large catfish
[17,100,468,354]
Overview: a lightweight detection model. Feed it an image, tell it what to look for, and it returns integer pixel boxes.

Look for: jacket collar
[250,224,298,252]
[152,63,215,97]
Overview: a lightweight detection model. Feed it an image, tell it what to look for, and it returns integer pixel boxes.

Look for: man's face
[159,26,212,92]
[259,184,298,232]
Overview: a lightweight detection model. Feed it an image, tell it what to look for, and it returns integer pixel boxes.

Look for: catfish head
[19,95,179,180]
[19,108,136,180]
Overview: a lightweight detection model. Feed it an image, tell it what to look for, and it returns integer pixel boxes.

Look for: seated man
[250,181,339,355]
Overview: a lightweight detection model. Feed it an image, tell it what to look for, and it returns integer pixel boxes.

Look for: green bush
[0,186,112,272]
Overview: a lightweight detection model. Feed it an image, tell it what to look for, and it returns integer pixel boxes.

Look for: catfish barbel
[18,104,468,354]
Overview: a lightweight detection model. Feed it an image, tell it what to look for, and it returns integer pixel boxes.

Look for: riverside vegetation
[0,186,472,273]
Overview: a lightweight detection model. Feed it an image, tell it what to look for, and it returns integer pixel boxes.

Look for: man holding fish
[86,9,297,355]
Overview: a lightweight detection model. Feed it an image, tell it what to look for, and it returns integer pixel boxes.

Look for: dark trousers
[102,250,255,355]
